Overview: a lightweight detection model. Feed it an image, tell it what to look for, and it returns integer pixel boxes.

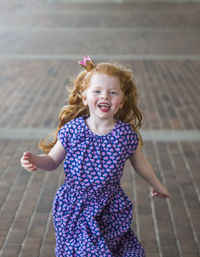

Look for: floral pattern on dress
[53,115,145,256]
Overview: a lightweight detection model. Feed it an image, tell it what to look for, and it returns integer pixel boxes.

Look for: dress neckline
[82,115,119,138]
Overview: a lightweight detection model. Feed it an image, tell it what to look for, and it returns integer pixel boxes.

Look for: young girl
[21,56,170,257]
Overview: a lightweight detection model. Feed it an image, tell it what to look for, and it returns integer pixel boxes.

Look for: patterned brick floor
[0,1,200,257]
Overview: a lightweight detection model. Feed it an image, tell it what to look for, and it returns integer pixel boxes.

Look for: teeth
[98,104,110,107]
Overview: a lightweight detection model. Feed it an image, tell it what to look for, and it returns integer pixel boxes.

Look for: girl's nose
[101,91,109,99]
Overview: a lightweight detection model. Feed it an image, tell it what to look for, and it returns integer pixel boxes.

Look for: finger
[22,164,35,170]
[23,152,29,157]
[153,192,164,198]
[25,166,37,172]
[151,190,159,197]
[23,154,31,160]
[23,152,32,159]
[21,155,27,161]
[29,167,37,172]
[159,194,167,198]
[21,156,29,163]
[21,161,33,168]
[26,168,36,173]
[21,160,31,165]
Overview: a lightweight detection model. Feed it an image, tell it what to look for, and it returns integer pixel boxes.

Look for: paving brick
[2,28,200,56]
[1,243,21,257]
[23,237,41,251]
[40,243,56,257]
[180,239,200,255]
[161,243,180,257]
[20,250,41,257]
[142,239,159,255]
[12,218,30,232]
[7,230,26,244]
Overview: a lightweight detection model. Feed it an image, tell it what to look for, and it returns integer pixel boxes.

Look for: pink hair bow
[78,56,91,66]
[78,56,95,71]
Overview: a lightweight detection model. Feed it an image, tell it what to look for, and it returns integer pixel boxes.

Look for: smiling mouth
[98,103,110,111]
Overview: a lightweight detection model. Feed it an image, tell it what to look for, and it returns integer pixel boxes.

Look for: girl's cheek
[114,97,123,105]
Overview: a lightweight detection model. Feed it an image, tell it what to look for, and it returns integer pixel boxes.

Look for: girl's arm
[20,140,66,172]
[129,146,170,198]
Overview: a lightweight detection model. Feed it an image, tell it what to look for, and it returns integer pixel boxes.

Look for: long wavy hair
[39,62,143,153]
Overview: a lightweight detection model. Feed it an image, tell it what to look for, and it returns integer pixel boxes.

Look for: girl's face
[82,73,123,121]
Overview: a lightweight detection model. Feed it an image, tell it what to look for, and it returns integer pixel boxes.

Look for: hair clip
[78,56,96,72]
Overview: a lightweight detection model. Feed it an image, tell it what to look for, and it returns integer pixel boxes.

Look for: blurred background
[0,0,200,256]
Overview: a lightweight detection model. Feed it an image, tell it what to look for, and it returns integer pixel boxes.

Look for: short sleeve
[57,124,70,151]
[127,129,139,158]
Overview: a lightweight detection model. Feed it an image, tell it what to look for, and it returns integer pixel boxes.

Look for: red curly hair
[39,62,143,153]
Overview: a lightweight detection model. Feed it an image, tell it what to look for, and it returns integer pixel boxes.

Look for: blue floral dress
[53,116,145,257]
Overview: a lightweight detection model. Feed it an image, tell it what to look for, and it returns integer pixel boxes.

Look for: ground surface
[0,1,200,257]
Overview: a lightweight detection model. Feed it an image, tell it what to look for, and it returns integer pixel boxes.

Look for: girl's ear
[119,97,124,109]
[81,92,88,106]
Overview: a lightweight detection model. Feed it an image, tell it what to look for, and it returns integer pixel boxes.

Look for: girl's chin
[99,108,110,113]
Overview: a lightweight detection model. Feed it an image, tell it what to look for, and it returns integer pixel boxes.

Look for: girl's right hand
[151,187,170,198]
[20,152,37,172]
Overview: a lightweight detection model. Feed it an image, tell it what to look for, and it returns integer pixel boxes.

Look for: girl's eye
[110,91,117,95]
[93,90,101,94]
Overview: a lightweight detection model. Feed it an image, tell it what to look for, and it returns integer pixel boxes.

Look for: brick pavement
[0,1,200,257]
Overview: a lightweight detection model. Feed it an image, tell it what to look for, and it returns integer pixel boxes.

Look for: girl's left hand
[151,188,170,198]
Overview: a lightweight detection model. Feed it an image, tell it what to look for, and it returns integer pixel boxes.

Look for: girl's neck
[85,115,116,135]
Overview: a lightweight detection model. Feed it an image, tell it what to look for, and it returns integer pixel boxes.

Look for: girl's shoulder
[116,120,137,136]
[117,120,139,153]
[116,120,139,144]
[62,116,84,128]
[59,116,84,134]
